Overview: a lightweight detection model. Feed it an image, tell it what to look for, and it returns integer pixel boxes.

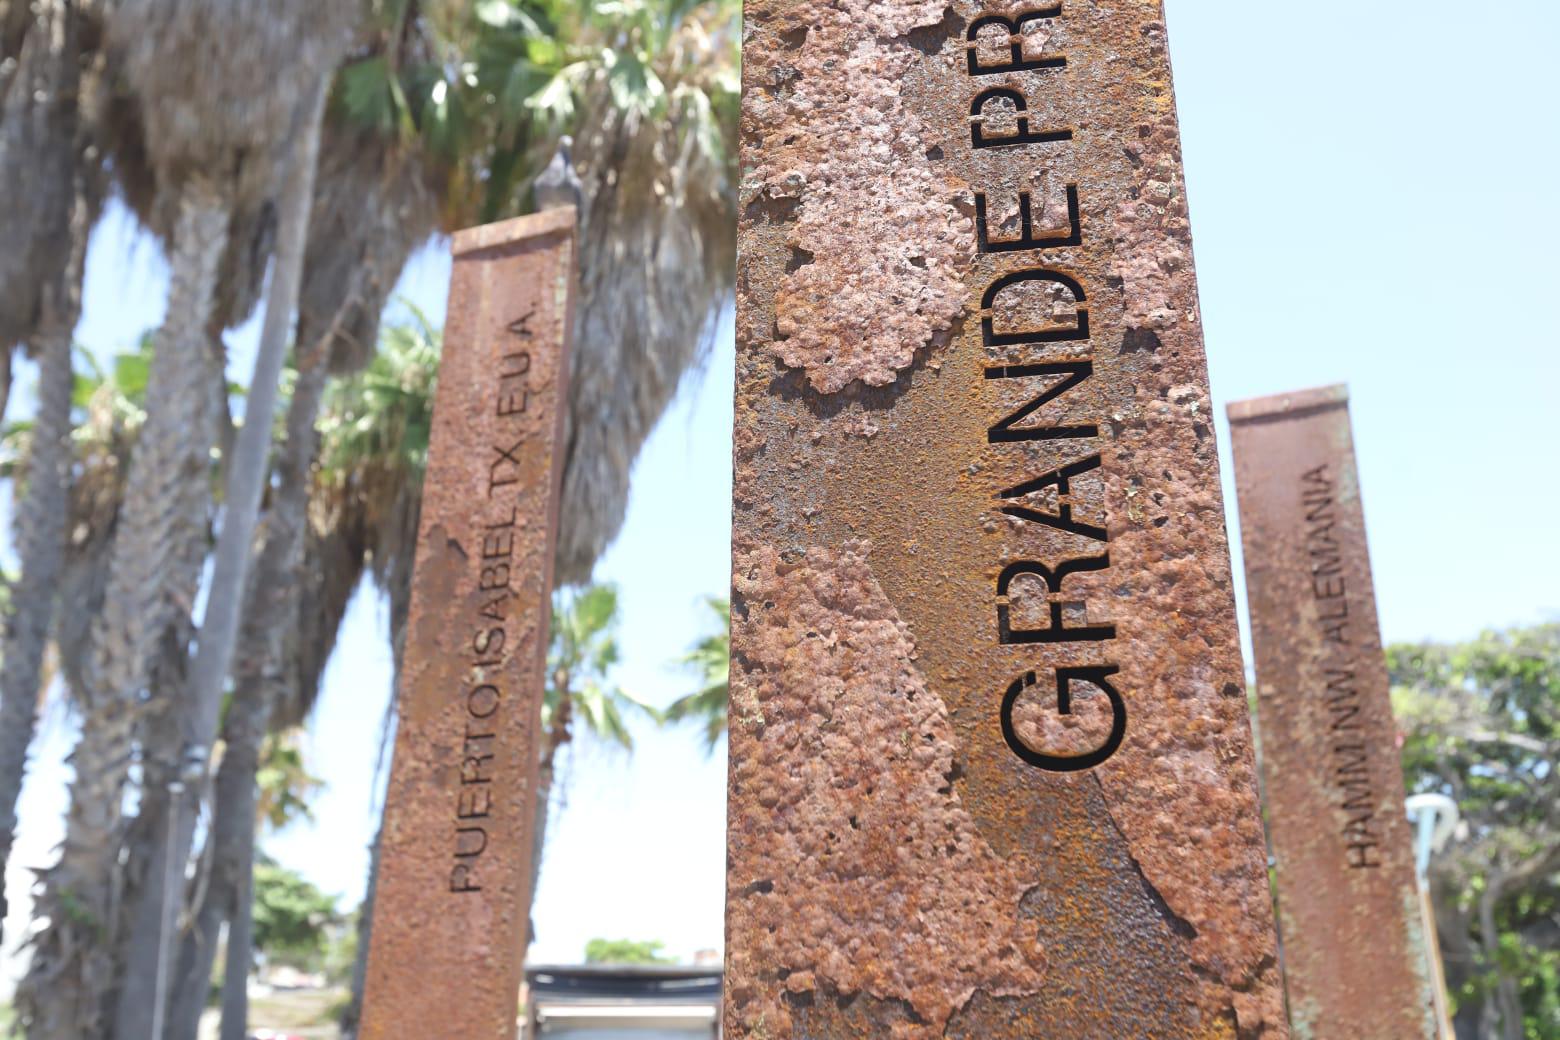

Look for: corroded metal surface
[1229,385,1437,1039]
[359,210,574,1040]
[727,2,1286,1037]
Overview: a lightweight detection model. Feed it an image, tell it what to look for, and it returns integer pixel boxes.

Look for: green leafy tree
[1390,624,1560,1040]
[250,857,343,973]
[254,730,325,832]
[664,596,729,751]
[584,938,674,965]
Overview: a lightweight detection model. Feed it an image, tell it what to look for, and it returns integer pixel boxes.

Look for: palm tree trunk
[111,78,330,1040]
[0,345,13,427]
[0,192,85,942]
[17,179,227,1040]
[219,842,257,1040]
[164,348,332,1040]
[213,358,331,1040]
[528,765,554,946]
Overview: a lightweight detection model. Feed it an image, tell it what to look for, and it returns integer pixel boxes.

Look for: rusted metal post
[359,210,575,1040]
[1229,385,1438,1038]
[727,2,1286,1036]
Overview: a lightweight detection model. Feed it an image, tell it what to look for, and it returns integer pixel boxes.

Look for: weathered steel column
[360,210,574,1040]
[727,2,1286,1037]
[1229,385,1438,1039]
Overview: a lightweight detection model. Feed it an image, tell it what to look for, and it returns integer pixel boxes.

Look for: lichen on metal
[729,1,1286,1036]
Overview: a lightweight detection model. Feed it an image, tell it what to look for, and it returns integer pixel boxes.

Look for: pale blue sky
[4,0,1558,989]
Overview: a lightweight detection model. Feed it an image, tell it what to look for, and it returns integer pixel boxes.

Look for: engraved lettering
[964,1,1126,774]
[1300,464,1381,868]
[970,87,1072,149]
[507,308,536,339]
[982,268,1089,346]
[996,454,1107,541]
[467,683,500,719]
[985,360,1097,443]
[966,6,1064,76]
[457,786,492,820]
[449,864,479,894]
[976,184,1081,252]
[1000,667,1127,772]
[454,826,488,858]
[997,554,1116,643]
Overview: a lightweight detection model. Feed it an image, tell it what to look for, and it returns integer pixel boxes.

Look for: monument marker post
[1229,385,1439,1039]
[728,2,1287,1036]
[359,210,575,1040]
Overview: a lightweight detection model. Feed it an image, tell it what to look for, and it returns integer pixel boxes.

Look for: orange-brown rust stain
[732,1,1284,1037]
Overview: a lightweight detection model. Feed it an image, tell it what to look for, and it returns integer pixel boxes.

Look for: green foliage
[545,583,656,751]
[664,596,728,751]
[583,937,673,965]
[1390,624,1560,1038]
[321,906,360,987]
[254,729,324,832]
[332,0,738,224]
[1,338,150,483]
[316,304,440,484]
[251,856,342,972]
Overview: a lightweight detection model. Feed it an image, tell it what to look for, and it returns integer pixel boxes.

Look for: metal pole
[1407,793,1460,1040]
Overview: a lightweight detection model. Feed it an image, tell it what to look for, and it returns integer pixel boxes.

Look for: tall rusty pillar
[359,210,574,1040]
[726,2,1287,1037]
[1229,385,1439,1039]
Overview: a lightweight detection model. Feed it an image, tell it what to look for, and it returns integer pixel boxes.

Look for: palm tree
[0,0,92,423]
[517,0,738,583]
[664,596,731,751]
[0,0,96,947]
[17,1,357,1034]
[113,79,333,1040]
[164,126,444,1040]
[168,303,440,1040]
[339,0,738,581]
[3,0,735,1027]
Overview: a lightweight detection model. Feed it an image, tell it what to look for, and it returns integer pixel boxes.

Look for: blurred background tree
[583,938,674,965]
[251,858,343,975]
[1391,624,1559,1040]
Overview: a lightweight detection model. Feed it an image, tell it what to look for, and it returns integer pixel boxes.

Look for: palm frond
[664,596,728,751]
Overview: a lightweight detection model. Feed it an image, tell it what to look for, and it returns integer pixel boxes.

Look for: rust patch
[359,210,574,1040]
[748,0,972,393]
[1230,386,1439,1039]
[726,541,1045,1039]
